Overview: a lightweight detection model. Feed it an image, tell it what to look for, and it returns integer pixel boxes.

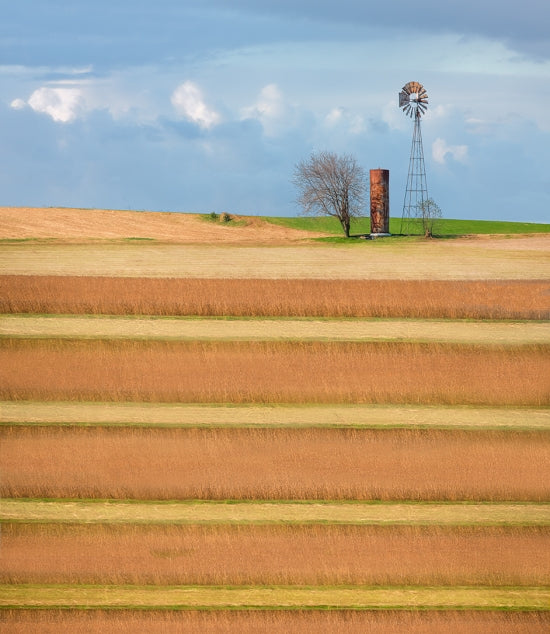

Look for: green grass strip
[263,215,550,236]
[1,584,548,610]
[2,500,549,526]
[2,402,548,431]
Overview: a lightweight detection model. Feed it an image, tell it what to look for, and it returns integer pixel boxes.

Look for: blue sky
[1,0,549,222]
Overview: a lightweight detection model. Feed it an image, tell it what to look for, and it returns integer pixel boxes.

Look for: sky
[1,0,549,222]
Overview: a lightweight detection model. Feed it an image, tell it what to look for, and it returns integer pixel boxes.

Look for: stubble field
[0,207,549,632]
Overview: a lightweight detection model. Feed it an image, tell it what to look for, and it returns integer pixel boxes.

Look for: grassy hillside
[264,216,550,236]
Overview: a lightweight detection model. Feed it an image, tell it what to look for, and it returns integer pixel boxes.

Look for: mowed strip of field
[2,315,549,345]
[2,584,548,610]
[2,500,549,526]
[1,241,549,279]
[2,523,548,586]
[2,277,548,319]
[2,427,548,500]
[2,402,548,430]
[2,609,549,634]
[1,339,548,405]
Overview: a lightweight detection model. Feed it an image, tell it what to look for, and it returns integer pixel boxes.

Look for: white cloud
[324,107,364,134]
[432,137,468,164]
[10,98,26,110]
[241,84,288,135]
[171,81,220,129]
[26,86,84,122]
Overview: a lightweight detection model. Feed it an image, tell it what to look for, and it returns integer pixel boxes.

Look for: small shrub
[208,212,219,221]
[221,212,232,223]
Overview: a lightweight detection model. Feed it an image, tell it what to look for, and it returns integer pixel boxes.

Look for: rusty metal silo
[370,169,390,236]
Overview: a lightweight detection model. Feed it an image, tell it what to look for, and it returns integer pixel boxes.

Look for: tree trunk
[340,217,350,237]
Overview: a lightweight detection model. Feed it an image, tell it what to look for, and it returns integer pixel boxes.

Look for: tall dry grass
[2,523,548,586]
[2,610,549,634]
[1,339,548,405]
[1,276,548,319]
[2,427,548,500]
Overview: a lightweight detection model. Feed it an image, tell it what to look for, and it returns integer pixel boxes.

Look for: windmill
[399,81,429,234]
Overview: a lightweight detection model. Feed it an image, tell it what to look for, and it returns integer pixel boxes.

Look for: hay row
[2,523,549,586]
[2,277,549,319]
[3,427,548,501]
[1,339,548,406]
[1,608,548,634]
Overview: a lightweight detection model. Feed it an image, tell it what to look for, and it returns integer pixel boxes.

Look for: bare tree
[293,151,366,237]
[416,198,442,238]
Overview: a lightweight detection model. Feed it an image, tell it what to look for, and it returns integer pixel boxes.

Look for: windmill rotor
[399,81,428,119]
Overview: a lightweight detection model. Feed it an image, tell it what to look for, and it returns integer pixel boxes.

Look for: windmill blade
[399,91,409,107]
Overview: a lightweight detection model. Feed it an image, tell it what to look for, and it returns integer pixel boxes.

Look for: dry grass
[1,402,549,430]
[2,610,549,634]
[2,427,548,500]
[2,277,549,319]
[2,241,549,279]
[3,500,549,525]
[2,523,548,586]
[3,315,550,345]
[1,339,548,406]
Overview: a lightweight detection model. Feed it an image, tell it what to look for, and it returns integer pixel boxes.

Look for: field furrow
[2,500,549,525]
[2,315,549,344]
[1,584,548,610]
[2,402,548,430]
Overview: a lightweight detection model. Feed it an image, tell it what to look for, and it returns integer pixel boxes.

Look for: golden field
[0,207,549,627]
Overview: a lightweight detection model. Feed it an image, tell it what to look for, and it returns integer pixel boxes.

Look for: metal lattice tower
[399,81,429,235]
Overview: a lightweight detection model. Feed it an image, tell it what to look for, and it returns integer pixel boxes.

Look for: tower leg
[401,111,428,235]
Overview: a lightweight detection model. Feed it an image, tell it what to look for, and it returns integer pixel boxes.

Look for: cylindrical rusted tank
[370,169,390,235]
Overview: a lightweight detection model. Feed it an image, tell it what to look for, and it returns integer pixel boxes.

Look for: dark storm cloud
[211,0,550,59]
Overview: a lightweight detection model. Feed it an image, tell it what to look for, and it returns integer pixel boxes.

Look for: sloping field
[2,240,549,278]
[2,427,548,500]
[0,207,325,243]
[2,277,548,319]
[1,209,549,625]
[2,315,549,344]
